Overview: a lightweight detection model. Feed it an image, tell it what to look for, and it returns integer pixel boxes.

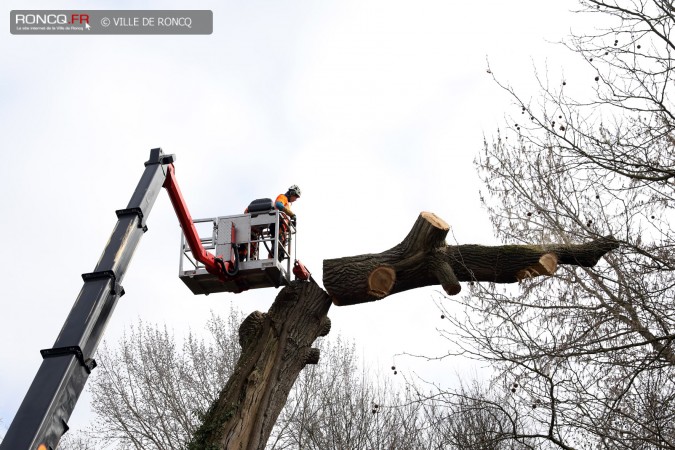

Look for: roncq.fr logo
[14,13,90,26]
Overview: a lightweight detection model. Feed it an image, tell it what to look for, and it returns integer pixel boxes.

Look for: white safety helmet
[287,185,302,198]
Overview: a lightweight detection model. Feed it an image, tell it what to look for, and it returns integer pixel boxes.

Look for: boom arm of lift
[0,148,233,450]
[163,163,239,279]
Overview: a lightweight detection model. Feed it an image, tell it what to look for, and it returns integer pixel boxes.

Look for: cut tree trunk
[189,280,331,450]
[323,211,618,306]
[191,211,618,448]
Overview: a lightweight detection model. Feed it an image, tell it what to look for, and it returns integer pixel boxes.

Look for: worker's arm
[275,197,295,218]
[276,202,295,217]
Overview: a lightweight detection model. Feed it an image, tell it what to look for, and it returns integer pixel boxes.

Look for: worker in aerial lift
[270,185,301,260]
[240,185,302,261]
[275,184,301,221]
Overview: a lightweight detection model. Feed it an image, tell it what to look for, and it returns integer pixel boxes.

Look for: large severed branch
[190,212,619,448]
[324,212,619,306]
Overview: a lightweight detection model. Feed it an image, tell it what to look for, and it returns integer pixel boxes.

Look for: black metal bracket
[40,346,97,375]
[81,270,125,297]
[145,147,175,166]
[115,207,148,232]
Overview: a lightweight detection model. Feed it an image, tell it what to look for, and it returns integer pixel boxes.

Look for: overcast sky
[0,0,583,439]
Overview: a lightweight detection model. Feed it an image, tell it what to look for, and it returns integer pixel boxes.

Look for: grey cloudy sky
[0,0,582,438]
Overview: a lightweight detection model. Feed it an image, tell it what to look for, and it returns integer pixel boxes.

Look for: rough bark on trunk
[189,281,331,450]
[191,211,618,448]
[323,211,618,306]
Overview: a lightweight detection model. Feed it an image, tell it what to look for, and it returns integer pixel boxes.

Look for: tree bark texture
[324,212,618,306]
[189,280,331,450]
[191,212,618,448]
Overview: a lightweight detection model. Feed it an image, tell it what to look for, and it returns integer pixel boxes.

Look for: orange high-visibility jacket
[275,194,293,215]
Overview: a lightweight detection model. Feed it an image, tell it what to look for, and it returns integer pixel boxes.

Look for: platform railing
[178,210,296,284]
[178,217,217,274]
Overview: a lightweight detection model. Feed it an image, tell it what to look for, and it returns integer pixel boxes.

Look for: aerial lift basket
[178,199,296,294]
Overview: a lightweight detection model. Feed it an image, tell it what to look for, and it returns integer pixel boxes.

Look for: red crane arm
[162,164,230,280]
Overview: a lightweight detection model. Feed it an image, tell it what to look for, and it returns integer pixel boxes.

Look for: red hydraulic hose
[162,164,225,280]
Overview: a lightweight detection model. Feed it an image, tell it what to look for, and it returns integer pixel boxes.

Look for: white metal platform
[178,208,296,294]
